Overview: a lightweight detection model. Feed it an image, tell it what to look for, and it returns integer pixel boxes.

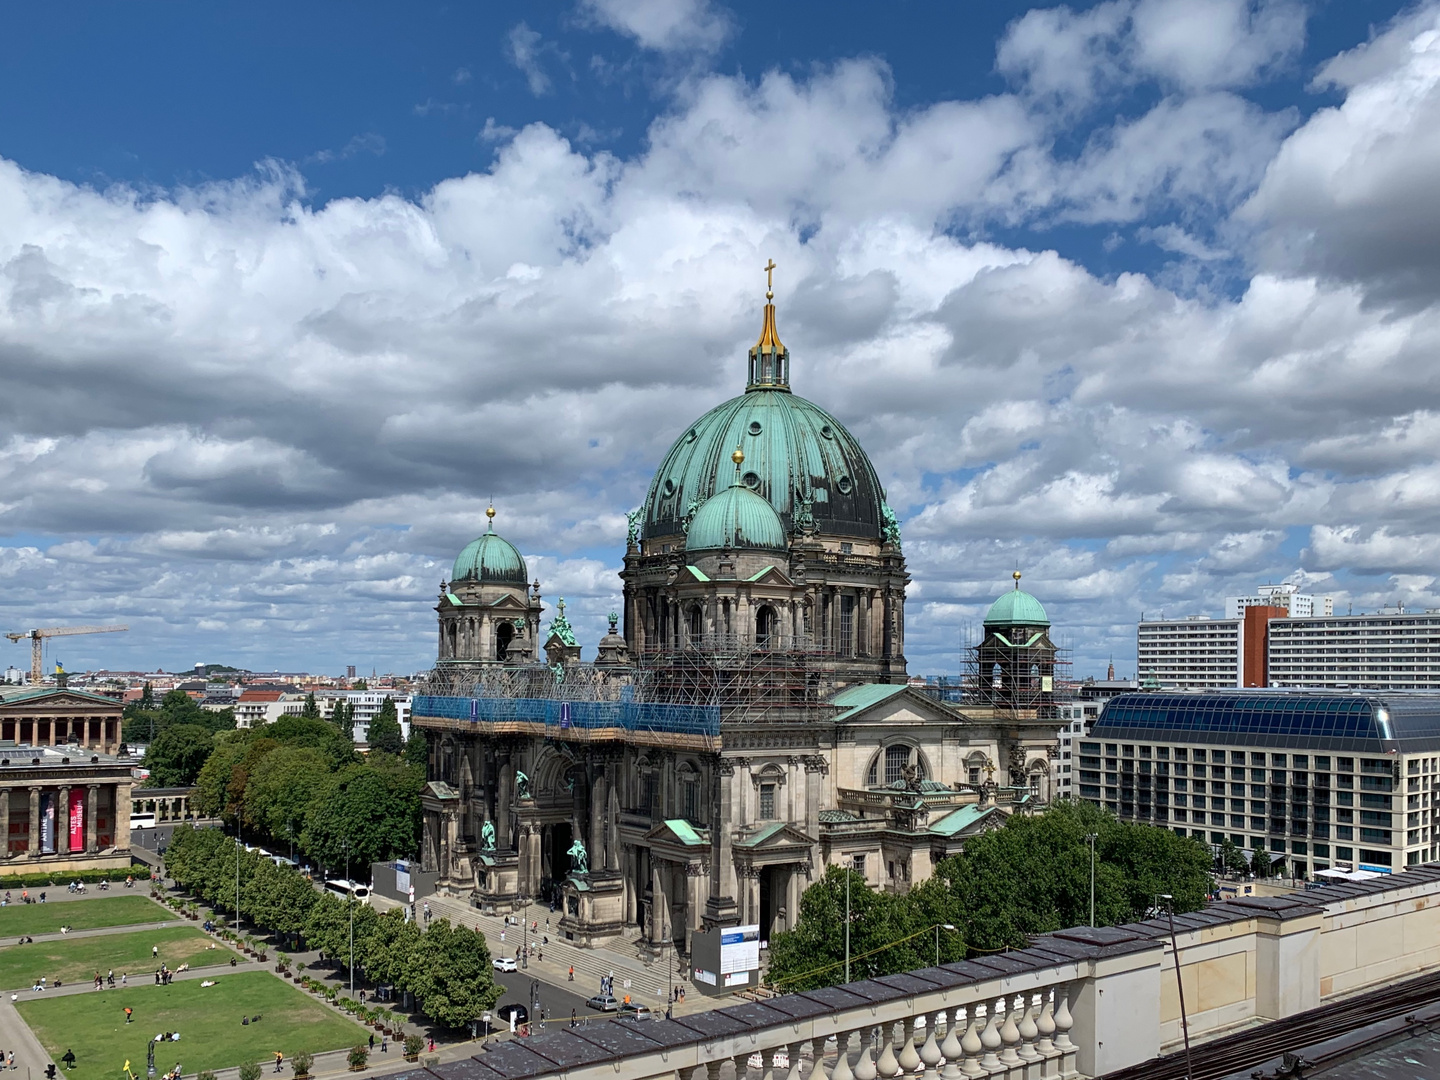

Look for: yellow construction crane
[5,625,128,684]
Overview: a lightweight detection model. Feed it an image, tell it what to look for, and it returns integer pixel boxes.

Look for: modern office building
[1225,582,1334,619]
[1137,617,1244,689]
[1267,611,1440,690]
[1054,677,1137,799]
[1079,690,1440,878]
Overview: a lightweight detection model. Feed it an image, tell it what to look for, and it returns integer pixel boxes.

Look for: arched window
[866,745,928,786]
[495,620,514,659]
[755,605,777,647]
[991,662,1002,688]
[688,604,703,642]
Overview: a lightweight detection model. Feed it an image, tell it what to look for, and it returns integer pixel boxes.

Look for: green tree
[366,698,403,756]
[404,918,502,1028]
[244,746,330,841]
[140,682,154,709]
[1219,838,1249,875]
[403,729,428,769]
[194,732,251,819]
[767,866,932,991]
[358,907,422,988]
[301,692,321,720]
[352,680,367,691]
[301,758,422,871]
[259,715,356,769]
[141,724,216,787]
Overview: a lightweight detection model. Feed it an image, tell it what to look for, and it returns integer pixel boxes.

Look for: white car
[493,957,518,973]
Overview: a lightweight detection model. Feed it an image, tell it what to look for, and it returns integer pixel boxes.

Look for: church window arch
[495,620,514,659]
[755,605,778,647]
[687,603,703,642]
[965,750,990,787]
[865,743,929,787]
[678,760,702,823]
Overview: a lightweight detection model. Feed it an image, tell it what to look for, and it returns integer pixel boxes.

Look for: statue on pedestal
[566,838,589,876]
[480,820,496,852]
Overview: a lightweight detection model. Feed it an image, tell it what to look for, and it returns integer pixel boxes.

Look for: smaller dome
[687,474,787,553]
[984,574,1049,627]
[452,515,528,586]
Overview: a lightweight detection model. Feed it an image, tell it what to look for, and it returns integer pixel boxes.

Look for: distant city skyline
[1,1,1436,677]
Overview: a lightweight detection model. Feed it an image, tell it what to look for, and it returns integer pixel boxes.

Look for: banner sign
[40,792,55,854]
[69,788,86,851]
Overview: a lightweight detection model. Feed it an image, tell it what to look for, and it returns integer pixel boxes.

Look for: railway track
[1099,967,1440,1079]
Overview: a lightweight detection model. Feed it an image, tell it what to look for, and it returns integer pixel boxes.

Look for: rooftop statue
[515,770,531,800]
[567,838,589,876]
[480,819,496,852]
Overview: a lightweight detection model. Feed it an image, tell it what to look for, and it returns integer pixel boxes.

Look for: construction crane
[5,625,128,684]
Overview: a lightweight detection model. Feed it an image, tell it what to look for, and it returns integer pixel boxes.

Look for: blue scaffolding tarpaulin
[412,694,720,738]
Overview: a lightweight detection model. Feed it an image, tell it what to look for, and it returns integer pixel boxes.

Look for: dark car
[495,1003,528,1027]
[585,995,620,1012]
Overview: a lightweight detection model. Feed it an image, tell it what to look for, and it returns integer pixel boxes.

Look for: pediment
[737,821,814,851]
[486,594,530,611]
[745,565,794,587]
[643,818,709,849]
[0,689,122,715]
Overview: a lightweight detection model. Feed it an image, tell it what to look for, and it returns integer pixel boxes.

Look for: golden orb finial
[1013,569,1022,588]
[486,504,496,520]
[732,447,745,465]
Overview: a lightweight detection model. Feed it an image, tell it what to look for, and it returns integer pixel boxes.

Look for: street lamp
[522,896,529,969]
[934,923,956,966]
[1157,894,1194,1080]
[1084,833,1098,928]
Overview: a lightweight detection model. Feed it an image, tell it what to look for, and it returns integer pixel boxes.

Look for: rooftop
[0,744,131,766]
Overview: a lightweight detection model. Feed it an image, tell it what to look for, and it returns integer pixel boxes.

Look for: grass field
[0,896,173,937]
[0,925,239,989]
[17,970,366,1077]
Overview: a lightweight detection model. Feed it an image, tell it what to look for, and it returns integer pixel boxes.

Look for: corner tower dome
[642,266,885,542]
[451,506,528,586]
[984,571,1050,627]
[686,447,788,552]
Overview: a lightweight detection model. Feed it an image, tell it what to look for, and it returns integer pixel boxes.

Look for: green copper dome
[451,516,528,586]
[687,476,788,552]
[644,389,884,541]
[984,577,1050,627]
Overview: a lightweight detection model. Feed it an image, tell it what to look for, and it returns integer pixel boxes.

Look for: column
[785,1042,805,1080]
[1017,994,1040,1069]
[27,788,40,856]
[831,1031,855,1080]
[875,1022,899,1080]
[114,783,132,852]
[998,997,1021,1069]
[85,784,99,854]
[918,1014,942,1080]
[853,1028,876,1080]
[0,790,9,860]
[938,1012,962,1080]
[57,786,70,855]
[977,1005,1001,1075]
[734,1053,751,1080]
[897,1017,921,1076]
[651,861,667,945]
[1052,983,1076,1079]
[958,1010,984,1079]
[808,1038,828,1080]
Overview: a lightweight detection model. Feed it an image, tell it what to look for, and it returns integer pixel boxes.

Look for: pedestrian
[428,1039,435,1053]
[7,1051,14,1069]
[152,946,158,959]
[122,973,127,986]
[568,966,574,982]
[380,1035,387,1054]
[273,1052,283,1074]
[368,1035,374,1051]
[665,1005,673,1020]
[125,1007,134,1024]
[61,1050,75,1071]
[570,1009,576,1028]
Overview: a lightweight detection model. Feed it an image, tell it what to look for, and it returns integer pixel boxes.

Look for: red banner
[69,789,85,851]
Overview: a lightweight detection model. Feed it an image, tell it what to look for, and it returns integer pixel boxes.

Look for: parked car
[493,957,518,973]
[585,994,621,1012]
[617,1003,652,1019]
[495,1003,528,1027]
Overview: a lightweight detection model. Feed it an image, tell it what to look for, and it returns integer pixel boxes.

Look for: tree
[259,715,356,769]
[352,680,368,691]
[366,698,404,756]
[301,693,321,720]
[301,758,422,871]
[142,724,216,787]
[403,729,428,769]
[404,918,502,1028]
[358,908,421,988]
[194,732,251,819]
[140,682,154,709]
[1219,838,1249,876]
[244,746,330,842]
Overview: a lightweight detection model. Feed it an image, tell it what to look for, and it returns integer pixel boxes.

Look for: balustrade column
[785,1042,804,1080]
[958,1009,984,1079]
[897,1017,922,1077]
[1035,989,1057,1062]
[1051,983,1076,1079]
[977,1004,1002,1074]
[704,1061,724,1080]
[831,1030,855,1080]
[1018,993,1041,1069]
[939,1010,963,1080]
[809,1037,829,1080]
[734,1052,752,1080]
[853,1028,877,1080]
[997,997,1022,1069]
[918,1015,942,1080]
[875,1021,899,1079]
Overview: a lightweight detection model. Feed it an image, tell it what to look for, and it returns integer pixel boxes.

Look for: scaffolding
[958,622,1073,721]
[633,633,838,725]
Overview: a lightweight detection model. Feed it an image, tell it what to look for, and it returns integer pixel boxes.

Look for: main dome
[642,300,884,541]
[451,515,528,586]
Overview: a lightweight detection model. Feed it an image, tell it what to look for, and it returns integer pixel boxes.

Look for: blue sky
[1,0,1438,678]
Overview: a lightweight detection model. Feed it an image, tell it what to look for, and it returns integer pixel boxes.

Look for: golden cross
[764,258,776,290]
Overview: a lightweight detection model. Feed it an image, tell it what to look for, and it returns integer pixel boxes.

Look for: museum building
[411,280,1064,956]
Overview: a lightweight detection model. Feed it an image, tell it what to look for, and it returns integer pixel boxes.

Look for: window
[683,776,700,822]
[839,595,855,655]
[758,784,776,820]
[839,542,853,555]
[851,854,866,874]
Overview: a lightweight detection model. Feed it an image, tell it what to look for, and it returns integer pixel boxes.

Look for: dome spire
[748,258,790,393]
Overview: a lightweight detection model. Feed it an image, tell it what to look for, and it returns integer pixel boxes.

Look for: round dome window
[837,475,853,495]
[748,420,763,436]
[742,472,760,489]
[685,428,697,444]
[820,424,835,440]
[663,478,676,496]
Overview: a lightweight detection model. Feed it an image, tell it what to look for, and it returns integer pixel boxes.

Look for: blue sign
[560,702,571,729]
[469,698,478,721]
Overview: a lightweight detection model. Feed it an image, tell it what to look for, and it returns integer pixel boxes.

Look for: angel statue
[625,508,643,547]
[566,838,589,876]
[480,819,496,852]
[515,770,532,800]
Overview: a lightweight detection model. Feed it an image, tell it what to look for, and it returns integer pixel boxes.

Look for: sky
[1,0,1438,679]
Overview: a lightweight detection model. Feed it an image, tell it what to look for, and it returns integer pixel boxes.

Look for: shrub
[291,1052,313,1077]
[239,1064,262,1080]
[403,1035,423,1057]
[347,1046,369,1070]
[198,1072,217,1080]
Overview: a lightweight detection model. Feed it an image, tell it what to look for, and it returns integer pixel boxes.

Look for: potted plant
[402,1036,423,1063]
[291,1052,313,1080]
[347,1045,369,1072]
[239,1063,262,1080]
[295,961,307,977]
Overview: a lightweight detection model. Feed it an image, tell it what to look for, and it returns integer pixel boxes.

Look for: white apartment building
[1268,612,1440,690]
[1137,617,1244,690]
[1225,582,1334,619]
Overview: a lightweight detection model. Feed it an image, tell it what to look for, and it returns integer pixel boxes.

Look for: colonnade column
[85,784,98,854]
[0,791,8,862]
[57,785,70,855]
[114,783,132,851]
[27,788,40,856]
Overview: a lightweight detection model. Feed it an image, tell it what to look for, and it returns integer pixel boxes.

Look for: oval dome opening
[685,429,697,443]
[748,420,763,436]
[820,424,835,439]
[663,478,676,496]
[837,475,853,495]
[742,472,760,489]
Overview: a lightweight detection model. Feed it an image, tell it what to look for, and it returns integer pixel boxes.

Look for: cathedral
[412,273,1063,957]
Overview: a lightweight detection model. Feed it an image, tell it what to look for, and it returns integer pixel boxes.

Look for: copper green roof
[451,521,528,587]
[687,478,787,552]
[929,804,1003,837]
[0,687,121,707]
[984,586,1049,627]
[828,683,906,721]
[663,819,707,846]
[643,305,886,542]
[737,822,790,848]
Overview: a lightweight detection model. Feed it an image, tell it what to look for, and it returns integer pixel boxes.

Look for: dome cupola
[686,448,788,552]
[451,506,528,586]
[984,571,1050,627]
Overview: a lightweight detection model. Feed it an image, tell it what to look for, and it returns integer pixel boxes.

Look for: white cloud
[578,0,732,54]
[507,23,560,96]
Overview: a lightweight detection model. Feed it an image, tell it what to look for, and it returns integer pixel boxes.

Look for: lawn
[0,925,239,989]
[17,970,366,1078]
[0,896,174,936]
